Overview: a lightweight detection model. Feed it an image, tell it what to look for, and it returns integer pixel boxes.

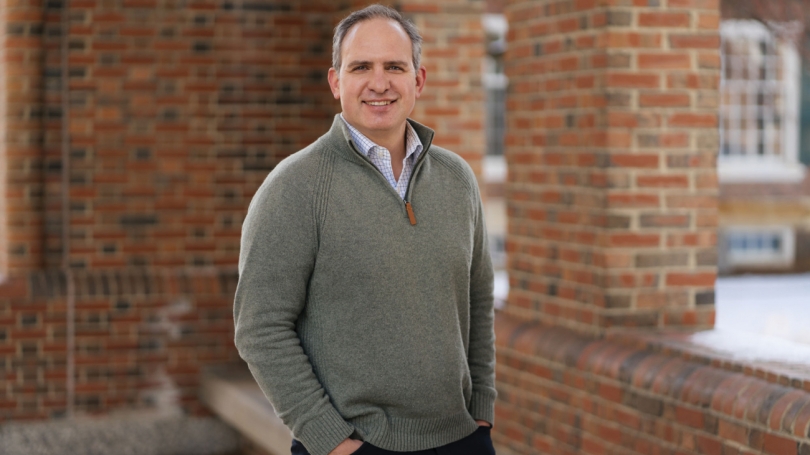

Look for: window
[722,225,795,269]
[719,20,805,182]
[483,13,508,157]
[482,13,509,307]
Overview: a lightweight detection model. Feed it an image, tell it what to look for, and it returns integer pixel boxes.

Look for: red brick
[608,233,661,248]
[638,12,691,28]
[668,0,719,9]
[769,391,808,431]
[638,53,692,70]
[604,31,663,48]
[763,433,798,455]
[666,272,716,287]
[668,113,718,127]
[698,13,720,30]
[718,419,749,446]
[0,278,29,298]
[606,72,660,88]
[610,153,659,168]
[639,92,691,108]
[792,401,810,437]
[607,193,660,208]
[637,175,690,188]
[669,34,720,49]
[674,405,704,429]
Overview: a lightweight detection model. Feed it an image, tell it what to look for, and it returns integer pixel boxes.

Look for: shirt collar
[340,114,424,162]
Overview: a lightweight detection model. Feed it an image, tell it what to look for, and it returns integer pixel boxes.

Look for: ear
[414,65,427,99]
[327,67,341,100]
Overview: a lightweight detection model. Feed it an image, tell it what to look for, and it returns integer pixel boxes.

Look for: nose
[367,66,389,93]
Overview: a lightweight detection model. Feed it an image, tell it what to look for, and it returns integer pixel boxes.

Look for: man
[234,5,496,455]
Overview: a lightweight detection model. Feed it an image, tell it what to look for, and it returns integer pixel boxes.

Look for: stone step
[200,365,292,455]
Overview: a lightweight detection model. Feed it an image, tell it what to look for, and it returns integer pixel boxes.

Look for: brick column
[503,0,720,333]
[2,0,47,273]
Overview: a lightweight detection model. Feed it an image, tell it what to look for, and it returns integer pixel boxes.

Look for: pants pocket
[290,440,372,455]
[473,426,496,455]
[290,439,308,455]
[350,442,371,455]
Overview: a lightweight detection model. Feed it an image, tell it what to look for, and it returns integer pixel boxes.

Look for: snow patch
[690,273,810,364]
[714,273,810,344]
[691,328,810,364]
[494,270,508,310]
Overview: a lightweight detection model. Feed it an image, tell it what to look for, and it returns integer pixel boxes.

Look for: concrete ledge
[200,365,292,455]
[0,412,239,455]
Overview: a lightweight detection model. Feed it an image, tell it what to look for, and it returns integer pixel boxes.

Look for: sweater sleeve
[466,178,498,425]
[233,160,354,455]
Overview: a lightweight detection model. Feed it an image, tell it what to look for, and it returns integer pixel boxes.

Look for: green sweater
[234,115,496,455]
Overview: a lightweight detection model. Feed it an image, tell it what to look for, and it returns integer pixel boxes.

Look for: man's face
[328,18,426,143]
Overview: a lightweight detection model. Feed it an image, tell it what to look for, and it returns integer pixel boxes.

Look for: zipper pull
[405,201,417,226]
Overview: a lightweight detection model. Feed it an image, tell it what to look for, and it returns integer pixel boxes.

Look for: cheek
[343,81,363,98]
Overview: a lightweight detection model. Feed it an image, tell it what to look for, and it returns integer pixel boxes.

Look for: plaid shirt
[341,114,424,200]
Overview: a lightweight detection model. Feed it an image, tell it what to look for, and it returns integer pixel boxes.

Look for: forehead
[340,18,412,64]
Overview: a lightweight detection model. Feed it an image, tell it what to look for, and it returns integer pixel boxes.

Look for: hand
[476,419,492,428]
[327,438,363,455]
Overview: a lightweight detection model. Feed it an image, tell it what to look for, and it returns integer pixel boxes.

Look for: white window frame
[724,225,795,268]
[719,20,806,183]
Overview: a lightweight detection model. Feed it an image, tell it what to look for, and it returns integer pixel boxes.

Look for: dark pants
[291,426,496,455]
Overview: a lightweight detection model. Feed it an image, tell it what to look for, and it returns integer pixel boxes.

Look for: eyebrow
[346,60,410,68]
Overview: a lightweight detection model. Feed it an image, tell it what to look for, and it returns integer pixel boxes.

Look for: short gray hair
[332,4,423,72]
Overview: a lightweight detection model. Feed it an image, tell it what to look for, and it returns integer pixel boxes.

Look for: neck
[356,122,408,162]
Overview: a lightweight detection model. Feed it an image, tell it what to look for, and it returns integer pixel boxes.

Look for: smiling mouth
[365,100,394,106]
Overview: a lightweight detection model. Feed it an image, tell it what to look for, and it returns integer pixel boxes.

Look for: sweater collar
[329,114,435,164]
[339,114,424,164]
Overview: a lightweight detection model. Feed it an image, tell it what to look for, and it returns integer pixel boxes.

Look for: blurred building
[718,4,810,274]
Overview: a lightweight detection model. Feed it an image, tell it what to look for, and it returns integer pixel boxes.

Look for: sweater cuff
[296,406,355,455]
[469,389,497,425]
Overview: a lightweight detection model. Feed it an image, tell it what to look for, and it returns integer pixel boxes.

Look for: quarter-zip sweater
[234,115,496,455]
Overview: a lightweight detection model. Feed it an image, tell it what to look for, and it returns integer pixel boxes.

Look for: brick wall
[494,313,810,455]
[503,0,719,333]
[1,269,241,419]
[2,0,344,421]
[1,0,486,421]
[43,0,341,271]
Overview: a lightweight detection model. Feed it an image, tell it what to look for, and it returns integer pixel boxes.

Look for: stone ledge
[200,365,292,455]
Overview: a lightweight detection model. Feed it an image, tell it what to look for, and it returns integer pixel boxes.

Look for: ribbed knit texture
[234,115,496,455]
